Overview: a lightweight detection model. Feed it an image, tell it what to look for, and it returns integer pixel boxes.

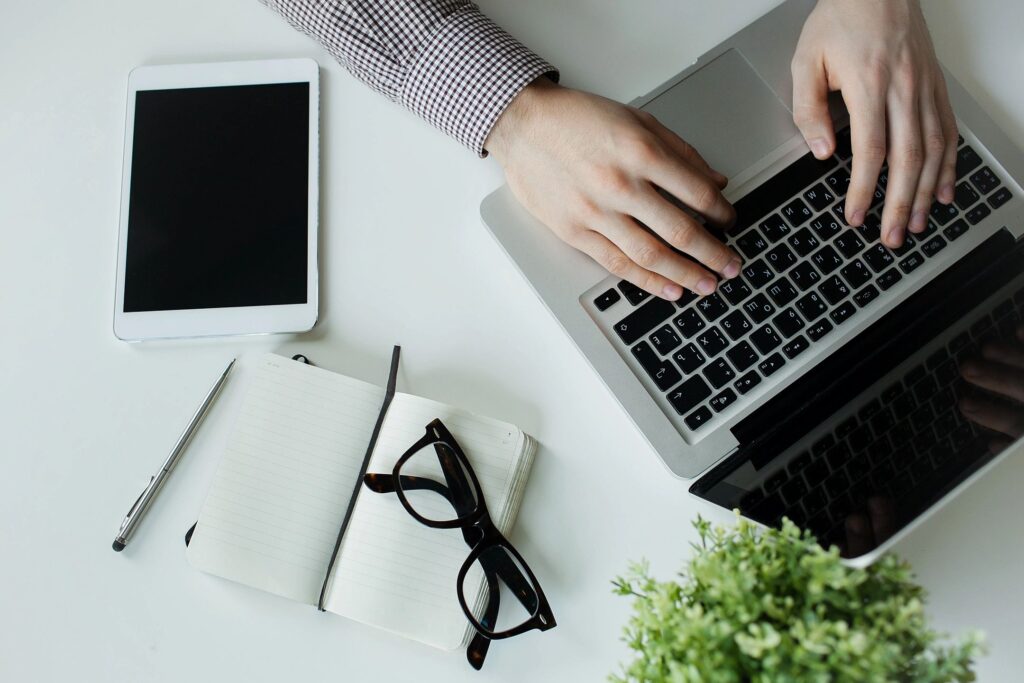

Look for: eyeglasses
[363,418,556,670]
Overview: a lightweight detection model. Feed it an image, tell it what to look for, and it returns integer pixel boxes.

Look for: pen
[112,359,235,552]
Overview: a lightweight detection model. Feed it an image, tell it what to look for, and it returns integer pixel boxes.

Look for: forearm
[260,0,557,155]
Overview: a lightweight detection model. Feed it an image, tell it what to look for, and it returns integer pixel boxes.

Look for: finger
[959,393,1024,439]
[981,338,1024,369]
[791,52,836,159]
[907,89,946,235]
[844,82,889,227]
[880,84,923,247]
[571,229,685,301]
[627,188,742,279]
[845,513,874,557]
[641,153,736,228]
[960,358,1024,403]
[933,73,959,204]
[639,112,729,188]
[988,437,1014,455]
[599,212,724,295]
[867,497,896,544]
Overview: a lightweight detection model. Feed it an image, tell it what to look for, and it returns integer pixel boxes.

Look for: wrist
[485,76,558,162]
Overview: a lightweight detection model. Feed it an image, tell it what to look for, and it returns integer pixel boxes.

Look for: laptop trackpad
[641,49,797,179]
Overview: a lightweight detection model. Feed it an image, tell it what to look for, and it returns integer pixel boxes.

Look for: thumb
[791,54,835,159]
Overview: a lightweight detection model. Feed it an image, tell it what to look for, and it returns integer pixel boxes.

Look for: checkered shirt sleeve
[260,0,559,155]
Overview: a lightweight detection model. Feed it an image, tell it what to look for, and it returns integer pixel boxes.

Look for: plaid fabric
[261,0,559,155]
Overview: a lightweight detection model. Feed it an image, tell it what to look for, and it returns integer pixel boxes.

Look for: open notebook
[186,353,537,650]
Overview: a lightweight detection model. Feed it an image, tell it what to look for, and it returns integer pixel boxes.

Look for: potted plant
[612,516,982,682]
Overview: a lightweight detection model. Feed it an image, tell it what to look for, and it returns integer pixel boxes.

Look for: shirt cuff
[401,6,559,157]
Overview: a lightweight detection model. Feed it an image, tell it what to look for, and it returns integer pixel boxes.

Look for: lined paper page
[324,393,525,650]
[186,355,384,605]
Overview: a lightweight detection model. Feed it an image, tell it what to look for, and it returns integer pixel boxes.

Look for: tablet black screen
[123,82,309,312]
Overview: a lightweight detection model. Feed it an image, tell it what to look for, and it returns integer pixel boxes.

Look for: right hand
[485,78,741,302]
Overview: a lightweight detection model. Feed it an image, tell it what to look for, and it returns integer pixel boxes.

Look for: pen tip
[112,540,126,552]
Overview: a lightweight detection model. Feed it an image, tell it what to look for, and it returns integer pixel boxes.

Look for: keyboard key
[920,235,947,257]
[742,259,776,288]
[804,183,836,212]
[876,268,902,290]
[766,278,799,307]
[825,167,850,196]
[668,376,712,415]
[863,244,895,272]
[674,289,699,308]
[989,187,1012,209]
[684,406,714,430]
[760,214,791,242]
[890,234,916,257]
[709,388,738,413]
[829,301,856,325]
[614,298,675,345]
[750,325,782,353]
[703,358,736,388]
[789,262,821,291]
[857,214,882,243]
[898,252,925,274]
[840,259,871,289]
[617,280,649,305]
[696,327,729,357]
[969,166,999,194]
[834,127,853,160]
[955,145,983,178]
[721,310,753,340]
[734,371,762,395]
[782,198,813,226]
[773,308,805,338]
[673,308,705,337]
[726,341,759,372]
[795,292,828,321]
[832,200,849,223]
[594,288,621,311]
[965,202,991,225]
[736,229,770,258]
[758,353,786,377]
[787,227,821,257]
[695,293,729,321]
[742,293,776,323]
[732,152,838,233]
[942,218,969,241]
[783,335,809,359]
[719,278,752,306]
[811,245,843,275]
[765,244,798,272]
[833,231,864,259]
[819,275,851,305]
[673,343,706,374]
[807,319,834,341]
[853,284,879,307]
[929,200,959,225]
[632,341,682,390]
[810,213,843,240]
[954,181,980,210]
[649,324,681,354]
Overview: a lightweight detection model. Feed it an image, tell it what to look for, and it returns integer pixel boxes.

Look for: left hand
[959,325,1024,451]
[791,0,958,248]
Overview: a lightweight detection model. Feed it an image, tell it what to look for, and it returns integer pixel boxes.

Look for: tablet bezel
[113,58,319,341]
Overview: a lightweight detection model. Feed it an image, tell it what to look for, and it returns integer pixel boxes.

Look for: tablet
[114,59,319,341]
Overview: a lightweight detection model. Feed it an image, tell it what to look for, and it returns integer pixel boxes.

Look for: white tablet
[114,59,319,341]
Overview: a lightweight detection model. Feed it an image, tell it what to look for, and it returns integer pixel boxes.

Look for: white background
[2,1,1022,681]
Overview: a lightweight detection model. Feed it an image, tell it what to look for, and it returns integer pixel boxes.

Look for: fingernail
[662,283,683,300]
[910,210,927,233]
[808,138,829,159]
[939,184,955,203]
[849,209,865,227]
[697,277,717,295]
[960,362,978,379]
[887,225,904,247]
[960,397,978,413]
[723,259,741,279]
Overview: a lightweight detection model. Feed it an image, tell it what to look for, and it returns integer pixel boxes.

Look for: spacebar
[732,152,838,234]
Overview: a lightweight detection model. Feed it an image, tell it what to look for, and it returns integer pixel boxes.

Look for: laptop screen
[691,229,1023,558]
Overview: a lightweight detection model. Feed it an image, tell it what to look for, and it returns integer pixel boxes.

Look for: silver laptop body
[481,0,1024,563]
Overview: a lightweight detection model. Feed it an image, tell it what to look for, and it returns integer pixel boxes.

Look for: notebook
[186,353,538,650]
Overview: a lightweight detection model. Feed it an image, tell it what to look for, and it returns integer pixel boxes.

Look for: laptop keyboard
[591,129,1014,435]
[740,284,1024,548]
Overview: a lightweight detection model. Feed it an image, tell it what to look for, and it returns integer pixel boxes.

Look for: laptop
[480,0,1024,564]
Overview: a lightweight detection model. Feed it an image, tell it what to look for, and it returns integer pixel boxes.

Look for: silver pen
[112,359,235,552]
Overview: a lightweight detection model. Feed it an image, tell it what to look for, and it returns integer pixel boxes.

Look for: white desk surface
[2,1,1022,680]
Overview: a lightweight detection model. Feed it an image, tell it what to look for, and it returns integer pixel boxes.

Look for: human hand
[485,78,741,301]
[791,0,958,248]
[959,324,1024,451]
[841,496,896,558]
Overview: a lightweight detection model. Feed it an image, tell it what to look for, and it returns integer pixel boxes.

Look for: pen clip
[126,477,154,518]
